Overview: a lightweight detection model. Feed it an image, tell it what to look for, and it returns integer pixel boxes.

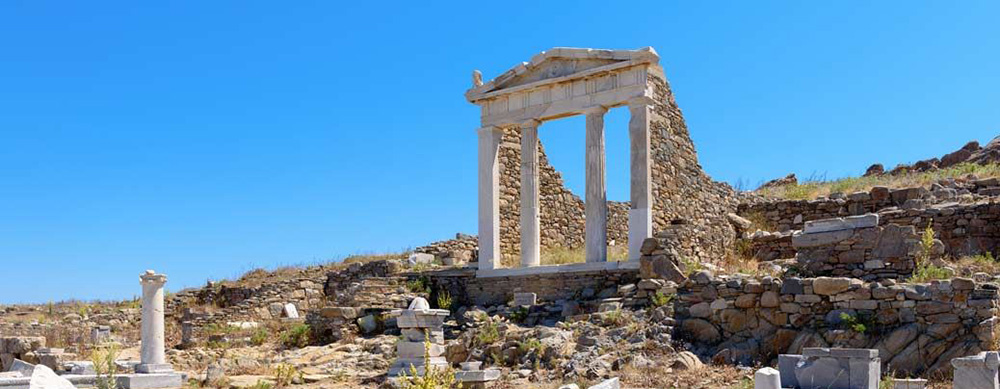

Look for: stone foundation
[675,273,999,375]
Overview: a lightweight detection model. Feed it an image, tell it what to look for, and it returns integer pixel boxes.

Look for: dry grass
[950,252,1000,274]
[539,245,629,266]
[757,163,1000,200]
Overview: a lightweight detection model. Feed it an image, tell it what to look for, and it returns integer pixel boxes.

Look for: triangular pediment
[467,47,658,102]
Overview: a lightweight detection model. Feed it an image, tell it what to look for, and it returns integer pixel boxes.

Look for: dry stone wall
[428,267,640,307]
[675,273,1000,375]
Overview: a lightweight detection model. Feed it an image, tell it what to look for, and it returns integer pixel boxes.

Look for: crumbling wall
[429,267,640,307]
[743,192,1000,261]
[674,273,999,375]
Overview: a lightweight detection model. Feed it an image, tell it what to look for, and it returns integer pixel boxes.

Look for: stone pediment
[466,47,659,102]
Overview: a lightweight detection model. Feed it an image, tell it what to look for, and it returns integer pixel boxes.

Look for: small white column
[628,97,654,260]
[584,106,608,263]
[519,119,542,267]
[478,126,502,271]
[137,270,172,374]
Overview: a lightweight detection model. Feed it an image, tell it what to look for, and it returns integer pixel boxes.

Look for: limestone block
[27,364,74,389]
[401,329,443,343]
[396,342,446,358]
[407,253,434,265]
[792,229,855,248]
[282,303,299,319]
[813,277,853,295]
[892,378,926,389]
[587,377,619,389]
[778,354,803,388]
[952,351,1000,389]
[394,311,447,329]
[754,367,780,389]
[803,214,879,234]
[513,293,537,306]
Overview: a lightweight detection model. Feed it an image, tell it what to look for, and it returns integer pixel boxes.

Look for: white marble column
[628,98,654,260]
[478,126,502,271]
[519,120,542,267]
[137,270,172,374]
[584,106,608,263]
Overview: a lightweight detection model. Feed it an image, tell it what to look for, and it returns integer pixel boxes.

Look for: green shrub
[90,344,121,389]
[475,321,500,346]
[273,364,301,388]
[250,327,270,346]
[280,324,311,348]
[435,291,452,310]
[651,292,673,307]
[509,307,529,323]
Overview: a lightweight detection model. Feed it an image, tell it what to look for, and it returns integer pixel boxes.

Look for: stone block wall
[795,224,921,281]
[881,201,1000,257]
[674,273,999,375]
[428,267,640,307]
[744,198,1000,261]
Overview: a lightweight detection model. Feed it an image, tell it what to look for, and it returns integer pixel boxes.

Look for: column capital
[140,270,167,285]
[582,105,609,116]
[516,118,542,129]
[627,96,657,108]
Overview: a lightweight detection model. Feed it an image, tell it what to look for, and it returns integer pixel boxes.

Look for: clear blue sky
[1,1,998,303]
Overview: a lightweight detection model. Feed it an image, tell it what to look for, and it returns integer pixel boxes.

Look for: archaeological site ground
[5,47,1000,389]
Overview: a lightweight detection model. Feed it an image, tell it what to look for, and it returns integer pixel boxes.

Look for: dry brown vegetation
[757,163,1000,200]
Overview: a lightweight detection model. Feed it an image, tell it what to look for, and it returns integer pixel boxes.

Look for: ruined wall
[495,65,743,266]
[428,268,639,307]
[675,273,999,375]
[743,193,1000,261]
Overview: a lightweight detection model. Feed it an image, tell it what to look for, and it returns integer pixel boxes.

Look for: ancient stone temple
[466,47,741,275]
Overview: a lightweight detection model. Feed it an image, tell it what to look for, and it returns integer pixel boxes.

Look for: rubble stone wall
[744,199,1000,261]
[794,224,921,281]
[675,273,999,375]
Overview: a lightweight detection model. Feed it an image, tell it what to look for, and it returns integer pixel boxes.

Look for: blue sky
[1,1,998,303]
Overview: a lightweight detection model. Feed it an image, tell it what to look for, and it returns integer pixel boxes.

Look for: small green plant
[839,312,872,334]
[679,256,704,276]
[407,277,431,294]
[250,380,274,389]
[907,222,951,283]
[280,324,311,348]
[90,344,121,389]
[475,320,500,346]
[273,364,301,388]
[651,291,673,307]
[509,306,529,323]
[398,329,455,389]
[517,339,545,355]
[435,290,452,310]
[603,308,629,326]
[250,327,270,346]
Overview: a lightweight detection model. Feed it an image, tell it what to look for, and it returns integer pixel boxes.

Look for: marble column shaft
[477,126,502,271]
[628,99,653,260]
[519,120,541,267]
[584,106,608,263]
